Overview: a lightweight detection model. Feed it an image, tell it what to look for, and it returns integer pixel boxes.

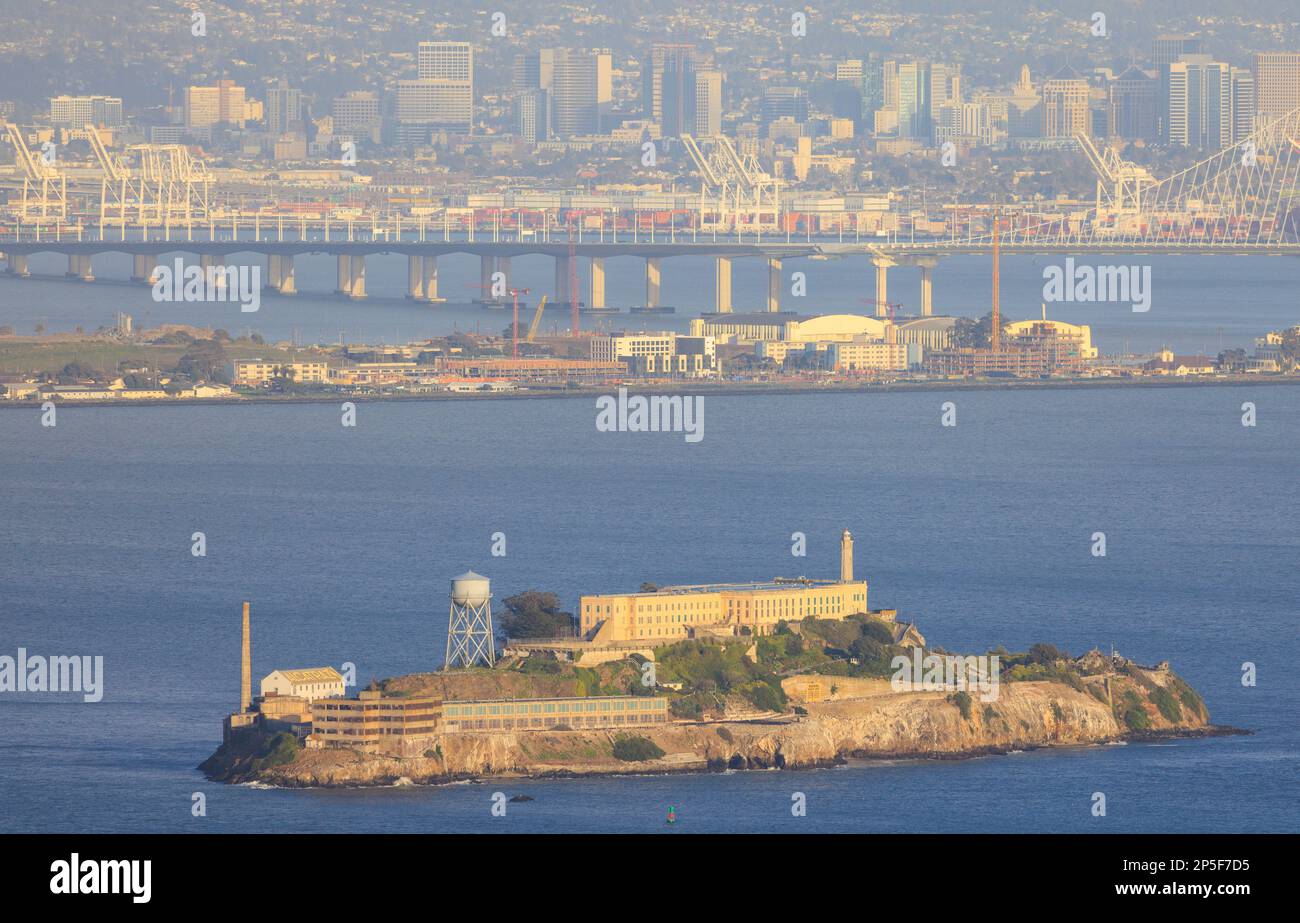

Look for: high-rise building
[1168,56,1232,149]
[1153,35,1203,140]
[1252,52,1300,120]
[331,91,382,143]
[186,80,246,128]
[1042,66,1091,139]
[266,79,303,135]
[514,49,555,92]
[49,95,123,129]
[659,46,697,136]
[694,69,723,136]
[396,41,474,140]
[897,61,933,142]
[1232,67,1256,143]
[551,48,599,137]
[1107,66,1157,141]
[761,87,808,133]
[644,43,696,123]
[514,88,550,142]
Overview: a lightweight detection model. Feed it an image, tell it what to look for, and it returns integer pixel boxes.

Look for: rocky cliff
[203,671,1228,788]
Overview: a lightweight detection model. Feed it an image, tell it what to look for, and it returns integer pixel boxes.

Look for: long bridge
[2,109,1298,318]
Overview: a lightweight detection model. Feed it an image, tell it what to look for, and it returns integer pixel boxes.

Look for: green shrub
[250,731,299,770]
[951,691,973,720]
[612,735,665,762]
[1149,686,1182,723]
[982,704,999,723]
[1123,706,1151,731]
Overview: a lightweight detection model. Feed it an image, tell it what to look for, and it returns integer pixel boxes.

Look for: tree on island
[951,311,1006,350]
[499,591,577,640]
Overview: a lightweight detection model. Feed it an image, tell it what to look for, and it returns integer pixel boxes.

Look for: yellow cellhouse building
[580,530,868,643]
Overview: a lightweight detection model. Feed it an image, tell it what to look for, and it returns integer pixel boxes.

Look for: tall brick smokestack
[240,601,251,713]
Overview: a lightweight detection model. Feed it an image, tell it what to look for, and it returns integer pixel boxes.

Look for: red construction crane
[860,298,903,321]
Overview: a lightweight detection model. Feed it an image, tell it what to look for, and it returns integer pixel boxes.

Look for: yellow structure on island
[579,530,868,643]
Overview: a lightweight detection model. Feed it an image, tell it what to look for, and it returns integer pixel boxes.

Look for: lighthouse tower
[840,530,854,583]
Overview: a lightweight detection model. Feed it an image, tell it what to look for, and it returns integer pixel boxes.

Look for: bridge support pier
[67,254,94,281]
[766,257,782,312]
[200,255,227,294]
[590,257,606,309]
[496,256,511,289]
[131,254,157,284]
[872,256,896,317]
[480,254,494,299]
[715,257,732,313]
[916,257,937,317]
[555,255,572,305]
[421,256,441,302]
[267,255,296,295]
[348,255,366,299]
[335,254,353,297]
[645,257,661,308]
[5,254,30,278]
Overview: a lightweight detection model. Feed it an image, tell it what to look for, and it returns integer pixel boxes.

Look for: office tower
[1107,66,1157,141]
[932,63,961,110]
[266,79,302,134]
[659,45,697,136]
[1252,52,1300,120]
[596,50,612,108]
[514,88,550,142]
[1153,34,1202,140]
[1168,57,1232,149]
[331,91,383,143]
[1007,65,1043,138]
[1042,66,1091,138]
[49,95,123,129]
[551,48,599,137]
[514,49,555,92]
[694,69,723,136]
[396,41,474,139]
[1231,68,1256,143]
[644,43,696,123]
[897,61,933,142]
[861,54,883,114]
[186,80,246,128]
[761,87,809,133]
[882,59,900,111]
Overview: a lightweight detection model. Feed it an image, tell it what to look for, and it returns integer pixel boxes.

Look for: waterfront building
[231,358,331,386]
[1004,318,1098,366]
[589,332,717,377]
[442,696,669,733]
[260,667,345,702]
[825,341,920,372]
[692,312,889,348]
[309,688,443,754]
[579,530,868,643]
[923,347,1053,377]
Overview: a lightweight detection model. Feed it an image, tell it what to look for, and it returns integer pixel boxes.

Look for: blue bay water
[0,387,1297,832]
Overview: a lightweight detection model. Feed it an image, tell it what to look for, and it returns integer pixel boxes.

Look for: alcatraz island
[202,530,1235,787]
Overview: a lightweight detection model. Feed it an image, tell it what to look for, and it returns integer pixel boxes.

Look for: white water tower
[445,571,495,669]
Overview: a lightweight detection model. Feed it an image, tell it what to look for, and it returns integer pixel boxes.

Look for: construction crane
[681,133,781,232]
[4,122,66,220]
[860,298,902,321]
[525,295,550,343]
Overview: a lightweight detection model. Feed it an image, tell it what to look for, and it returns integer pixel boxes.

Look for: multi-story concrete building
[1042,66,1091,139]
[331,91,383,144]
[579,530,868,643]
[186,80,247,128]
[396,40,474,139]
[442,696,669,732]
[309,689,442,754]
[590,332,716,377]
[695,69,723,136]
[49,95,123,129]
[551,48,599,137]
[826,341,919,372]
[231,358,331,386]
[1168,56,1233,149]
[1253,52,1300,120]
